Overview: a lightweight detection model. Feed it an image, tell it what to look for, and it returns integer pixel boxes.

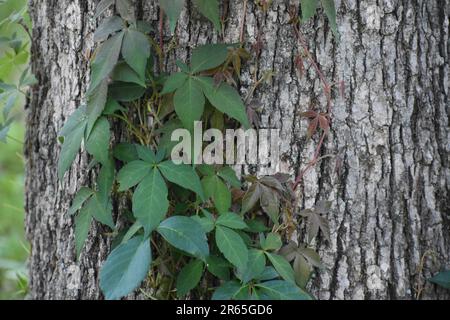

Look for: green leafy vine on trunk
[58,0,338,300]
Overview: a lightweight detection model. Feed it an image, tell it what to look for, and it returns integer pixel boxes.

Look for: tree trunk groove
[25,0,449,299]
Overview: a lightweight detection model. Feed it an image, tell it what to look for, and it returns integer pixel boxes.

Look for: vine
[58,0,339,300]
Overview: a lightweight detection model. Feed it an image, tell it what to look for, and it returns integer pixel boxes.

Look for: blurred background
[0,0,32,299]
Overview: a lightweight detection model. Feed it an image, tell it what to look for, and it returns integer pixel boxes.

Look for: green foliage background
[0,0,31,299]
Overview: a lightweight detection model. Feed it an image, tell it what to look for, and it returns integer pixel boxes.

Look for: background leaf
[428,270,450,289]
[321,0,338,38]
[206,255,230,280]
[192,0,221,31]
[176,259,204,297]
[217,166,241,188]
[159,0,184,33]
[301,0,319,21]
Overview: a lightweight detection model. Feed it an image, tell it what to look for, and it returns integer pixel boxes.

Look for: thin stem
[159,9,164,57]
[239,0,248,44]
[6,134,24,145]
[290,16,336,194]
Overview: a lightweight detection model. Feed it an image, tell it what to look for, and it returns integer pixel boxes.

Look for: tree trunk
[25,0,449,300]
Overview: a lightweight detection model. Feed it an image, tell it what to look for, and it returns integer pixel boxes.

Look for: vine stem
[159,9,164,56]
[291,20,334,193]
[239,0,248,44]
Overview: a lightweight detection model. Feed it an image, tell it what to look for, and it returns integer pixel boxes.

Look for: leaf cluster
[59,0,337,300]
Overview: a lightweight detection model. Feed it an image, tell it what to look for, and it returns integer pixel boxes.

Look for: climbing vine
[58,0,339,300]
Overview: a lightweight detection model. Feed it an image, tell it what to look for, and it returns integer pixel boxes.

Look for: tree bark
[25,0,449,299]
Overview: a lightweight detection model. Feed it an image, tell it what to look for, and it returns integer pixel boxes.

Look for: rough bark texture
[25,0,449,299]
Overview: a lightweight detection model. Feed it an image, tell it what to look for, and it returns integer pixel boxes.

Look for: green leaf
[94,16,124,42]
[245,218,270,233]
[193,0,221,31]
[428,270,450,289]
[122,29,150,80]
[58,110,87,180]
[86,79,108,136]
[196,76,250,128]
[113,143,139,162]
[190,44,229,73]
[293,254,311,289]
[202,175,231,213]
[112,61,146,87]
[176,259,204,297]
[212,281,242,300]
[58,106,87,140]
[256,280,311,300]
[157,216,209,260]
[216,212,247,230]
[158,160,205,199]
[89,31,124,92]
[116,0,135,22]
[84,194,115,228]
[109,81,146,102]
[96,157,115,204]
[241,183,261,214]
[206,255,230,280]
[100,236,151,300]
[215,225,248,270]
[68,187,94,215]
[260,185,280,224]
[321,0,338,38]
[121,221,143,244]
[86,117,110,164]
[190,215,215,233]
[160,72,188,95]
[261,233,282,251]
[136,145,157,163]
[217,166,241,188]
[256,266,280,281]
[159,0,184,33]
[75,205,93,258]
[173,77,205,130]
[133,168,169,236]
[301,0,319,21]
[103,98,126,115]
[237,249,266,283]
[117,160,152,191]
[265,252,296,284]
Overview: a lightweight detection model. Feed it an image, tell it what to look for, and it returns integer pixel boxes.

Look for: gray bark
[25,0,449,299]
